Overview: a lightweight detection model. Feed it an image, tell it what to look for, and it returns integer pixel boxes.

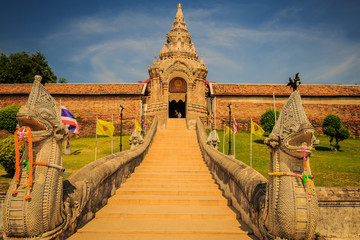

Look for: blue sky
[1,0,360,85]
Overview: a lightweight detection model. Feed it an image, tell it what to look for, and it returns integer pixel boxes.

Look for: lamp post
[228,103,232,155]
[119,105,124,152]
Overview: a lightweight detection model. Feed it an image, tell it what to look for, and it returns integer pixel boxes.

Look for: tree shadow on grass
[254,139,265,145]
[71,149,82,155]
[315,146,332,151]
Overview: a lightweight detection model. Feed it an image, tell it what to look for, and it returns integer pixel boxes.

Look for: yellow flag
[97,119,114,137]
[251,121,265,137]
[225,126,233,136]
[135,119,142,131]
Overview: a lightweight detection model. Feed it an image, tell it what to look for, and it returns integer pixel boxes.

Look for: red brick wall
[1,83,359,137]
[214,96,360,137]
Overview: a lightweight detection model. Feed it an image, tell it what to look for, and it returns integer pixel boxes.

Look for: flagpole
[59,99,62,117]
[233,128,235,158]
[111,114,114,154]
[214,97,216,130]
[95,115,98,161]
[223,125,225,154]
[273,92,276,123]
[250,119,253,168]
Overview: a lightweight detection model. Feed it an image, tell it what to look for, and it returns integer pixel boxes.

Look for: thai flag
[61,104,79,134]
[233,117,238,135]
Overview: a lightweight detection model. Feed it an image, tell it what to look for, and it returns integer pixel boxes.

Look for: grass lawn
[62,136,131,178]
[217,130,360,187]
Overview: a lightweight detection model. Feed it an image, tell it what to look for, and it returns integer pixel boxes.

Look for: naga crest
[3,75,67,238]
[263,91,319,240]
[265,91,318,157]
[16,75,66,141]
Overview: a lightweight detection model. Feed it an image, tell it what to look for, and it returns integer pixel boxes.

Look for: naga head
[17,75,67,142]
[265,91,319,158]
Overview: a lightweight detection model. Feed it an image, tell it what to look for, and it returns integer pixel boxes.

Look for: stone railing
[61,116,158,239]
[196,118,267,239]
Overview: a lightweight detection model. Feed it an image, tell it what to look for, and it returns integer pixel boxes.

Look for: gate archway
[168,78,187,118]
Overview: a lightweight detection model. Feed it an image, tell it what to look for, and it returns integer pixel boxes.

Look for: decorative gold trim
[169,93,186,102]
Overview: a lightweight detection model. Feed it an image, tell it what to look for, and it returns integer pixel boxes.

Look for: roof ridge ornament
[287,72,301,91]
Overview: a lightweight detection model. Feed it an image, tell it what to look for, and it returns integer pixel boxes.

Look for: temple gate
[144,3,208,129]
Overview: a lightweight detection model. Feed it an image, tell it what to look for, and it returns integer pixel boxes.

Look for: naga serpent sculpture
[3,75,68,238]
[262,90,319,239]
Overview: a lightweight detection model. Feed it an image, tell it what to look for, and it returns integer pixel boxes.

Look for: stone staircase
[68,118,255,240]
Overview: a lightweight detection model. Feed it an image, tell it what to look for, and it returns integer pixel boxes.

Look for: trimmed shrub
[0,105,21,134]
[260,108,280,133]
[323,114,350,151]
[0,136,23,176]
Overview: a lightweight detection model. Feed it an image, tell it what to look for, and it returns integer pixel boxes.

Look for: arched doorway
[168,78,187,118]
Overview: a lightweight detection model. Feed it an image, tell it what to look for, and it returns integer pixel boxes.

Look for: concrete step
[130,173,213,180]
[125,178,215,184]
[116,188,222,196]
[135,166,210,171]
[108,194,229,206]
[139,161,206,167]
[95,204,238,219]
[120,182,219,189]
[68,233,255,240]
[74,218,251,235]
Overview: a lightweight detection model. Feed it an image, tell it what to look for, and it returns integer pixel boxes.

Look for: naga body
[3,75,67,238]
[262,90,319,239]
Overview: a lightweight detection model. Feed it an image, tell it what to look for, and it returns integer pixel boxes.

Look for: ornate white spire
[159,3,198,61]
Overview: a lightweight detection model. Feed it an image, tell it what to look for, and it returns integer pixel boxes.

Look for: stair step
[120,182,219,189]
[116,188,222,196]
[130,173,213,180]
[125,178,215,184]
[75,218,250,234]
[68,233,253,240]
[108,194,229,206]
[95,205,237,219]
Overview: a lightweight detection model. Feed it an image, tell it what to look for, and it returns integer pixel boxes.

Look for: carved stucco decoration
[129,130,144,149]
[262,90,319,239]
[169,78,187,93]
[3,75,68,238]
[206,130,220,150]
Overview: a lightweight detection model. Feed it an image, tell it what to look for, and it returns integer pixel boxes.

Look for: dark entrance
[168,77,187,118]
[169,100,186,118]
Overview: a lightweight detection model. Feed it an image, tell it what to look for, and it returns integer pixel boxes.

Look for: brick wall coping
[210,83,360,97]
[0,83,145,95]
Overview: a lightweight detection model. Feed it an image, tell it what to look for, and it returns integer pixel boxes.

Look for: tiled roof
[211,84,360,97]
[0,83,145,95]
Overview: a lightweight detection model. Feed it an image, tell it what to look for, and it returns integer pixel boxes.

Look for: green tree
[0,50,58,83]
[0,136,23,176]
[58,77,68,83]
[323,114,350,151]
[0,105,21,134]
[260,108,280,133]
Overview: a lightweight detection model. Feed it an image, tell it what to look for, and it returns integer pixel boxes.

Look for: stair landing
[68,119,256,240]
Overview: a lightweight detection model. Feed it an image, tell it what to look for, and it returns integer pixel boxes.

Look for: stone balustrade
[196,118,267,239]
